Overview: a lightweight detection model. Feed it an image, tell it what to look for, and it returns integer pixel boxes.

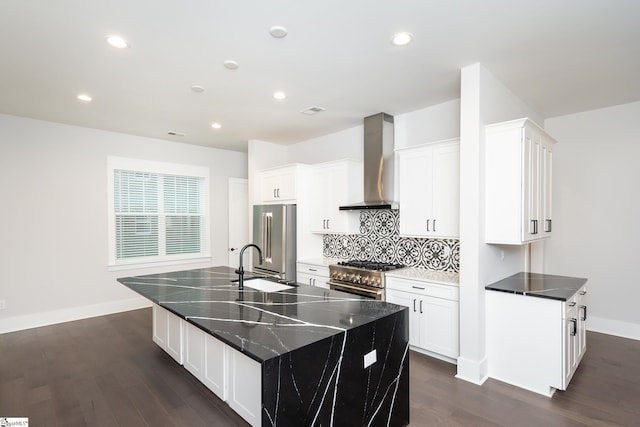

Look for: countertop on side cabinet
[118,266,406,363]
[386,268,459,286]
[485,272,587,301]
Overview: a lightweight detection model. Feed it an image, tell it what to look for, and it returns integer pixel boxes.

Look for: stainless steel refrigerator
[252,204,296,281]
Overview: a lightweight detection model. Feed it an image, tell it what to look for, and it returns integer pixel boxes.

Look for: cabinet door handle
[530,219,539,234]
[433,219,436,233]
[412,286,425,290]
[326,219,330,229]
[309,278,313,286]
[277,188,280,198]
[413,299,417,312]
[570,318,577,336]
[579,290,587,296]
[426,219,430,232]
[545,219,552,232]
[580,305,587,321]
[273,189,277,198]
[309,268,317,272]
[419,300,423,314]
[568,301,576,307]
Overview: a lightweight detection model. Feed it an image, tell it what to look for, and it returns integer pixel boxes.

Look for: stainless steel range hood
[339,113,398,210]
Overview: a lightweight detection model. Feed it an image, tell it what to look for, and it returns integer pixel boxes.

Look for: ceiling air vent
[300,106,326,115]
[167,130,186,136]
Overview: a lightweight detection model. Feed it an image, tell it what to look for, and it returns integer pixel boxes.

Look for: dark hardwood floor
[1,308,638,426]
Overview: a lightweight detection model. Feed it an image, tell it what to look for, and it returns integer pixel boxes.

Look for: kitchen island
[118,266,409,426]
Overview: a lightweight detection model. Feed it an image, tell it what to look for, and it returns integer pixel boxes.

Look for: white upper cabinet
[310,160,363,234]
[485,118,557,244]
[258,164,309,203]
[396,139,460,239]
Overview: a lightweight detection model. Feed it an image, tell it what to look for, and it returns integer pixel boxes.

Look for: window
[108,157,210,269]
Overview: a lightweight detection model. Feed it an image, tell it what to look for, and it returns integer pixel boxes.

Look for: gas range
[328,261,405,300]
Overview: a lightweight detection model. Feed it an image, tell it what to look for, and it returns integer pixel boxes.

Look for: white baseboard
[410,346,457,365]
[455,355,488,385]
[587,316,640,341]
[0,296,152,334]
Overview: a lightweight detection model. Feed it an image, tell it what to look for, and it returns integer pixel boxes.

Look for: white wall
[457,63,543,384]
[0,114,247,333]
[394,99,461,149]
[286,126,363,164]
[544,101,640,340]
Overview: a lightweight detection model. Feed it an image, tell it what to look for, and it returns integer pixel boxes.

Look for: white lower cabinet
[297,262,330,289]
[152,304,183,364]
[227,346,262,427]
[385,277,459,361]
[184,322,205,379]
[486,285,587,397]
[203,333,228,401]
[152,304,261,426]
[563,286,588,389]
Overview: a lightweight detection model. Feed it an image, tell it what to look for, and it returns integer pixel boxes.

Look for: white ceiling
[1,0,639,152]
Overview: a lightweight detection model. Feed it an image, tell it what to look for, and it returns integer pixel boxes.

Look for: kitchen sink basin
[242,278,294,292]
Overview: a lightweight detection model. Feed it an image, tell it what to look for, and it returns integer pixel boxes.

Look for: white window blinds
[108,157,210,268]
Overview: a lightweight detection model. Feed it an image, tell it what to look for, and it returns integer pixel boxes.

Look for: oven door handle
[328,280,383,299]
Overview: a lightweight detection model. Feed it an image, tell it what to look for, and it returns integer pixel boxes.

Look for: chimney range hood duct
[339,113,398,210]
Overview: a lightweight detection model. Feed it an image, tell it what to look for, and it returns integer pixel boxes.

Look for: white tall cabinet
[396,139,460,239]
[485,119,556,244]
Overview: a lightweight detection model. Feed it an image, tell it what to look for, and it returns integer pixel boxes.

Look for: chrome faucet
[235,244,263,290]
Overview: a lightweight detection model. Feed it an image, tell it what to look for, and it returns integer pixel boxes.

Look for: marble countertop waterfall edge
[117,265,407,363]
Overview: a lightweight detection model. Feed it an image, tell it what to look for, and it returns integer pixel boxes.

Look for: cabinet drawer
[297,263,329,277]
[386,277,459,301]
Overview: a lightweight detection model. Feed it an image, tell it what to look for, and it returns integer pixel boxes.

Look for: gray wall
[0,114,247,332]
[545,101,640,339]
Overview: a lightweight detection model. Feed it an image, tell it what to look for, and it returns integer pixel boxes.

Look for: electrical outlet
[0,300,6,310]
[363,349,377,368]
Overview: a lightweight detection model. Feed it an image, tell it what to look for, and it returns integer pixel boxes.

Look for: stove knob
[375,277,381,286]
[362,277,370,285]
[355,275,362,284]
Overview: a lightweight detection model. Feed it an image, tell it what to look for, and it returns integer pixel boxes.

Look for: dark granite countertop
[485,272,588,301]
[118,266,406,363]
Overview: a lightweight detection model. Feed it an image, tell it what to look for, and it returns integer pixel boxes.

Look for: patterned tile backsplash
[322,210,460,272]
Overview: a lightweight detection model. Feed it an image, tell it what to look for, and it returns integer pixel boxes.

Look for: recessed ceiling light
[223,60,239,70]
[77,94,92,102]
[273,91,287,100]
[104,35,130,49]
[191,85,205,93]
[391,32,413,47]
[211,123,222,129]
[269,26,288,38]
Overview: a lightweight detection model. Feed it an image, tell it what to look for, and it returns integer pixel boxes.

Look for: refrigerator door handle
[265,212,272,261]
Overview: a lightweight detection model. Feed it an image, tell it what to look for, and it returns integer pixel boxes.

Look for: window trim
[107,156,211,270]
